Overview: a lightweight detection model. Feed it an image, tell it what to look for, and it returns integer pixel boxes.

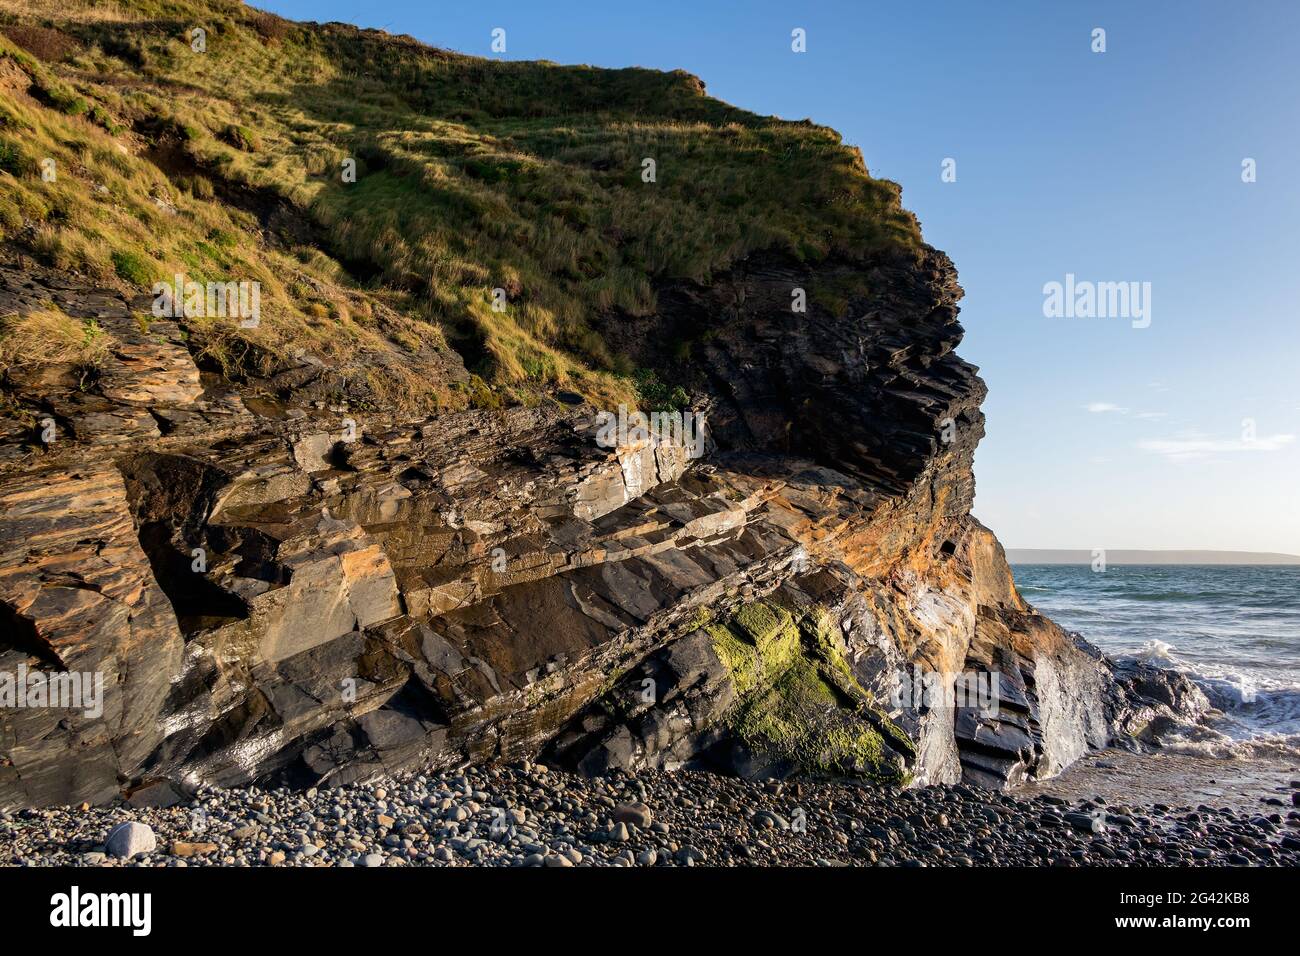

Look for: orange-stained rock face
[0,464,185,805]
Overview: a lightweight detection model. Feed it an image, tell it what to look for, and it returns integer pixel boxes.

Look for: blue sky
[262,0,1300,553]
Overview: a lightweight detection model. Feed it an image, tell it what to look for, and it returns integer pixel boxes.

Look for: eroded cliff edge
[0,244,1197,808]
[0,3,1208,807]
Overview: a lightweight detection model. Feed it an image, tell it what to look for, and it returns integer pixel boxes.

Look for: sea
[1010,564,1300,761]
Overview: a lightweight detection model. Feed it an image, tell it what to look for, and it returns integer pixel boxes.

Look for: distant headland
[1007,549,1300,565]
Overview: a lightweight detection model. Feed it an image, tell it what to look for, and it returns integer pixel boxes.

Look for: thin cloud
[1085,403,1168,420]
[1138,433,1295,462]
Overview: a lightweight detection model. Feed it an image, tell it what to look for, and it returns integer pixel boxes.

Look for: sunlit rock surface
[0,248,1183,807]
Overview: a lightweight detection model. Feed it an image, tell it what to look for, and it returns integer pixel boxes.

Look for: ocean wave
[1016,564,1300,753]
[1115,645,1300,746]
[1132,639,1178,663]
[1155,726,1300,761]
[1107,591,1239,603]
[1201,680,1300,735]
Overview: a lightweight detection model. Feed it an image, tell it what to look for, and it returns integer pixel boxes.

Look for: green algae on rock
[709,601,913,781]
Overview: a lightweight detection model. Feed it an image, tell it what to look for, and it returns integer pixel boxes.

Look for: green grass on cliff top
[0,0,921,410]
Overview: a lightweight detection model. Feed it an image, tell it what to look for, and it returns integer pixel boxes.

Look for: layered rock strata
[0,249,1186,808]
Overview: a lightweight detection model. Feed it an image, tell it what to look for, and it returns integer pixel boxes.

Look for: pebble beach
[4,762,1299,868]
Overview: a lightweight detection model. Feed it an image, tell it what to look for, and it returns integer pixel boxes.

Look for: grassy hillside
[0,0,921,412]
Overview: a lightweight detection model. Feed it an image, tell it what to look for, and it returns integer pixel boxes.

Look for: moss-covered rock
[706,599,913,781]
[705,601,799,698]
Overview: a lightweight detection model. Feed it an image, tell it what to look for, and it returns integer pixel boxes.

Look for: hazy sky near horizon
[263,0,1300,553]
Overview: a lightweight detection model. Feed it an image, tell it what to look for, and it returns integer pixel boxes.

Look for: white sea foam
[1115,649,1300,756]
[1156,727,1300,761]
[1133,638,1178,663]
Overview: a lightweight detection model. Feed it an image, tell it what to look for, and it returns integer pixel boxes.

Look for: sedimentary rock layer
[0,249,1187,808]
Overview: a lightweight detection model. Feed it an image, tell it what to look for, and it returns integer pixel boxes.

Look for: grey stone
[105,822,157,859]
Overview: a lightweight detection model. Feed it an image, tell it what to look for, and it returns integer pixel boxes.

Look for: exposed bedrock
[0,249,1188,807]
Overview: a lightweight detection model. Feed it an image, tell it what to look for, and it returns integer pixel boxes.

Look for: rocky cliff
[1,241,1194,808]
[0,3,1191,808]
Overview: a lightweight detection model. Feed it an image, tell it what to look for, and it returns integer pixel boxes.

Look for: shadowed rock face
[598,249,982,500]
[0,248,1180,808]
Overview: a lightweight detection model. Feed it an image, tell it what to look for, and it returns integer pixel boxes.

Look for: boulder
[293,432,336,472]
[0,465,184,808]
[106,822,156,859]
[170,841,219,857]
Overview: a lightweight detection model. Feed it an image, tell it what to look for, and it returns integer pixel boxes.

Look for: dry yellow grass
[0,0,921,415]
[0,307,114,373]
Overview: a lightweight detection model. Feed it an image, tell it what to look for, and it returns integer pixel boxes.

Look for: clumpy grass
[220,123,259,152]
[0,306,113,373]
[0,0,924,412]
[111,249,153,285]
[633,367,689,412]
[0,138,26,176]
